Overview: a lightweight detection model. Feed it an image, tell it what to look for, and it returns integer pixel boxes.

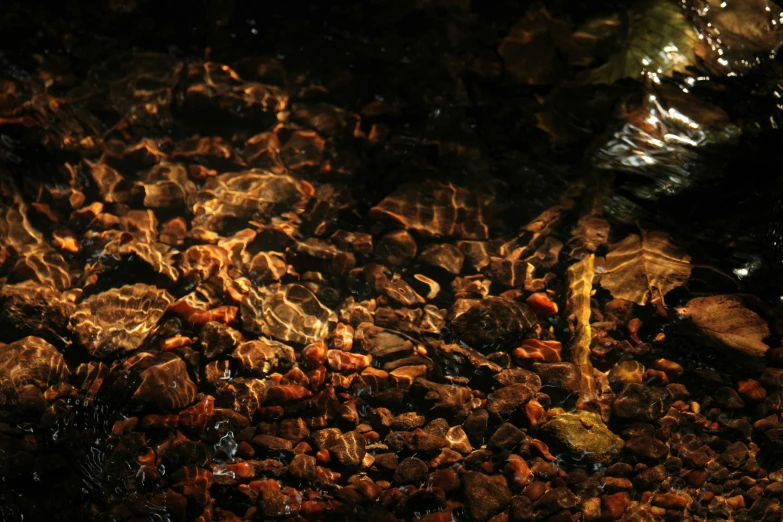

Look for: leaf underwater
[600,230,691,306]
[675,295,770,357]
[579,0,699,84]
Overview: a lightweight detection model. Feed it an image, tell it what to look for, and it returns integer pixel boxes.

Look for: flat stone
[541,411,624,465]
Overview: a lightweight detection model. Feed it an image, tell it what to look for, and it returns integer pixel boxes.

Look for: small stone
[601,492,629,520]
[429,448,463,468]
[633,465,666,490]
[488,423,525,449]
[651,492,689,510]
[540,411,624,465]
[375,452,399,470]
[581,497,601,521]
[450,297,538,353]
[288,454,316,481]
[446,425,474,454]
[463,471,512,522]
[427,468,461,492]
[326,430,366,468]
[278,418,310,442]
[612,383,669,422]
[463,409,489,445]
[608,360,644,388]
[487,384,536,418]
[534,487,577,512]
[625,436,667,460]
[392,411,427,431]
[510,495,534,521]
[532,363,580,395]
[505,454,532,489]
[253,434,294,452]
[393,457,428,484]
[494,369,542,389]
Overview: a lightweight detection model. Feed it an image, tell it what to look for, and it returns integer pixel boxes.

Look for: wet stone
[288,453,316,482]
[612,383,670,422]
[487,383,537,419]
[325,430,366,468]
[625,436,668,460]
[393,457,428,484]
[69,283,174,358]
[198,321,243,359]
[463,471,512,522]
[450,297,538,353]
[532,362,581,396]
[540,411,624,465]
[0,281,75,345]
[488,422,525,449]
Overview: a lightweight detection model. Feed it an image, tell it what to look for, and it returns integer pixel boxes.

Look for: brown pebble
[601,492,629,520]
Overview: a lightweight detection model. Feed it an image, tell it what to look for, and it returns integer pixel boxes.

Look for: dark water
[3,1,783,521]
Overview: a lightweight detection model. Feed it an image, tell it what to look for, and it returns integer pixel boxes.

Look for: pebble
[487,383,536,418]
[393,457,429,484]
[540,411,624,464]
[601,492,629,520]
[463,471,512,522]
[625,435,668,460]
[325,430,366,468]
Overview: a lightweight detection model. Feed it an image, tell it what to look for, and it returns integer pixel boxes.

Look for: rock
[253,434,294,452]
[532,362,580,395]
[0,281,75,345]
[232,338,294,376]
[488,423,525,449]
[69,283,174,358]
[446,425,473,454]
[376,230,417,266]
[463,471,512,521]
[625,436,668,460]
[487,384,536,418]
[505,454,532,488]
[410,378,473,419]
[199,321,244,359]
[393,457,428,484]
[0,336,69,392]
[493,368,542,390]
[607,360,644,388]
[651,492,689,510]
[540,411,624,464]
[288,454,316,481]
[633,465,666,490]
[241,284,336,345]
[463,409,490,445]
[601,492,629,520]
[326,430,366,468]
[450,297,538,352]
[129,352,197,411]
[534,487,577,513]
[374,453,399,470]
[612,383,669,421]
[278,418,310,442]
[510,495,534,521]
[419,243,464,274]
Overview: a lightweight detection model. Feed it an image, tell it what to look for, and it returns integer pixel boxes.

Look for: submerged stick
[566,253,596,405]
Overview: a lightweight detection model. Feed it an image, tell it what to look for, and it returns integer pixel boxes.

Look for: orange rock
[302,340,328,369]
[267,384,313,404]
[326,350,372,373]
[513,339,562,362]
[505,454,532,488]
[738,379,766,401]
[526,292,558,317]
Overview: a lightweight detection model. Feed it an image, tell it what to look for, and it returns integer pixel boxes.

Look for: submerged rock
[541,411,624,464]
[450,297,538,352]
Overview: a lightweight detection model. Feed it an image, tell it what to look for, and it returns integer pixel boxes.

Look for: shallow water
[3,1,783,521]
